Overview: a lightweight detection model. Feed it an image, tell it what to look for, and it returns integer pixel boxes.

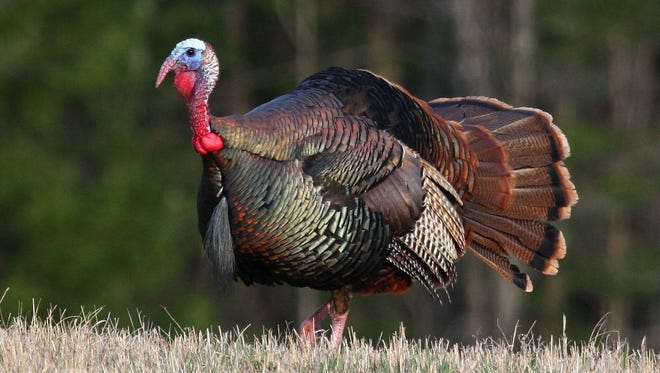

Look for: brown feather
[396,158,466,291]
[428,96,577,288]
[462,204,567,261]
[465,217,560,275]
[469,240,533,292]
[360,147,424,236]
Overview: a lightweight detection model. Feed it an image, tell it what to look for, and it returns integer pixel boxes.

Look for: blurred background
[0,0,658,348]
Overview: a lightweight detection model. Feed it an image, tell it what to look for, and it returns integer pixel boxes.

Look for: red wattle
[193,132,224,155]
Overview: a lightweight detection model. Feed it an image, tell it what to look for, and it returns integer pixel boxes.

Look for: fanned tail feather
[429,97,578,291]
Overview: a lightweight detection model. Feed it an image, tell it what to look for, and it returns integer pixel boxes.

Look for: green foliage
[0,0,208,327]
[539,0,659,41]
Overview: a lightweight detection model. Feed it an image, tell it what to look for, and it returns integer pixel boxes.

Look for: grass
[0,303,657,372]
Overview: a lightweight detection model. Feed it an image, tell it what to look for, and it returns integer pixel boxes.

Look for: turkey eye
[186,48,196,57]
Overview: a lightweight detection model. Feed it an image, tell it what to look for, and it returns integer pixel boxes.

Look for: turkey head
[156,38,224,155]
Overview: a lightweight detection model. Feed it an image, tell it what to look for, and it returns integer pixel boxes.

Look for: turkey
[155,38,578,346]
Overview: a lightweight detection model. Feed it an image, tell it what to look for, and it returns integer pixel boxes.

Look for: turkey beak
[155,55,178,88]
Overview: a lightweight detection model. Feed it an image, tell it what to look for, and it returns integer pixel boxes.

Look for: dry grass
[0,305,657,372]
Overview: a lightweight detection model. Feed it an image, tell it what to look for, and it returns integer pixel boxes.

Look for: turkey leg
[298,287,352,347]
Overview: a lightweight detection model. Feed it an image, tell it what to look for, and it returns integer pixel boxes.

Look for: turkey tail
[429,97,578,291]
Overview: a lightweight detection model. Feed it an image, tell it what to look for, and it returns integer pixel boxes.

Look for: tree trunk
[222,0,252,113]
[605,35,654,338]
[449,0,493,96]
[493,0,537,334]
[605,208,629,334]
[368,4,400,81]
[420,1,446,100]
[275,0,321,330]
[607,36,654,134]
[449,0,494,339]
[510,0,535,105]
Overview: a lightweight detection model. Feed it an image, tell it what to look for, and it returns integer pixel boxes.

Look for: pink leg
[298,287,352,347]
[328,308,349,347]
[298,299,330,345]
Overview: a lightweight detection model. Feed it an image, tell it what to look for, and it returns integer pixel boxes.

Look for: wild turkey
[155,38,578,346]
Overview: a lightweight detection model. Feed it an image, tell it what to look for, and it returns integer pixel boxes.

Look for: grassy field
[0,306,656,372]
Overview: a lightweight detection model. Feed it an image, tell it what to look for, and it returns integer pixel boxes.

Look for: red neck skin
[174,70,224,155]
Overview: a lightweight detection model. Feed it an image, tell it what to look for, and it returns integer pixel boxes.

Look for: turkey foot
[298,287,351,347]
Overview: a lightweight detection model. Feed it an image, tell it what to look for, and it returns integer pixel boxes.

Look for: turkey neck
[186,76,213,140]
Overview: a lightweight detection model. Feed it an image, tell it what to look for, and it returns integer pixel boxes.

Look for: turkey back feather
[203,67,576,295]
[299,68,476,194]
[292,68,578,293]
[206,68,469,295]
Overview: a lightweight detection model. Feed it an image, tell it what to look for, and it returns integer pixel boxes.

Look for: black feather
[203,195,236,289]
